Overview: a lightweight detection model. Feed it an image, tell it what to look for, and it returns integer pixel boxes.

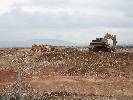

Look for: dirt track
[0,48,133,99]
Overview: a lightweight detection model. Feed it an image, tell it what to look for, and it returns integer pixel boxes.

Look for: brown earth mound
[0,48,133,99]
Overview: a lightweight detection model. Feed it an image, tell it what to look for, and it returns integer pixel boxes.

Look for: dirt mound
[1,48,133,78]
[0,48,133,98]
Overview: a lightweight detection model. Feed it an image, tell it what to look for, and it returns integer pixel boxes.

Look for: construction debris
[31,44,55,52]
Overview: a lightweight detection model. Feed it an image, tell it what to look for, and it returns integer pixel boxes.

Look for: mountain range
[0,39,76,48]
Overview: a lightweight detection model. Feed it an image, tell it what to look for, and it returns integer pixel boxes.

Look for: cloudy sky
[0,0,133,45]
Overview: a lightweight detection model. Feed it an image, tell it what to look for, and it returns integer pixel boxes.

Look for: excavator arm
[103,33,117,48]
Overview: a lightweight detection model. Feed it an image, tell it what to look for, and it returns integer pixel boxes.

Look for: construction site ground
[0,47,133,99]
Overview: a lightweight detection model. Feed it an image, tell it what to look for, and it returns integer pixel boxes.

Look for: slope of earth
[0,48,133,99]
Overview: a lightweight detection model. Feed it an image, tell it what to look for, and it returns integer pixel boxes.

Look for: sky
[0,0,133,45]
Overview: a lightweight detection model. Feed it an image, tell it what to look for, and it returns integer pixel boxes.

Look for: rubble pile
[0,47,133,98]
[0,48,133,78]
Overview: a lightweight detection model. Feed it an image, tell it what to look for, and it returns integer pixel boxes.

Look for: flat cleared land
[0,48,133,99]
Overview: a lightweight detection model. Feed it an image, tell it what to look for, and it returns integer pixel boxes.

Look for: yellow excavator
[89,33,117,52]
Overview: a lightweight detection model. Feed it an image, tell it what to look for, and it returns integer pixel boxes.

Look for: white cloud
[0,0,133,45]
[0,0,30,15]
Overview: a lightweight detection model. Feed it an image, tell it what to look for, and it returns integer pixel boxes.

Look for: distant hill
[0,39,76,48]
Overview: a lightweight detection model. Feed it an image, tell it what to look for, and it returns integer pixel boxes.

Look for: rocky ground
[0,47,133,100]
